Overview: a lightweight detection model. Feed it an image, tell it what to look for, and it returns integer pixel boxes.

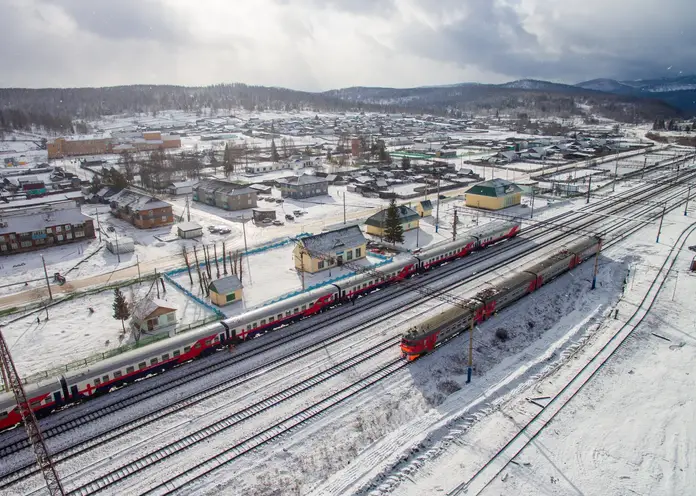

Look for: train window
[269,316,275,323]
[277,314,283,320]
[126,366,135,374]
[94,378,101,386]
[151,358,158,365]
[260,319,266,325]
[285,311,291,317]
[293,307,299,314]
[204,339,212,346]
[301,305,306,311]
[113,371,122,378]
[162,353,170,360]
[194,343,202,349]
[247,324,252,331]
[252,323,258,329]
[102,375,109,383]
[139,362,146,370]
[173,350,180,357]
[184,346,191,353]
[363,283,367,288]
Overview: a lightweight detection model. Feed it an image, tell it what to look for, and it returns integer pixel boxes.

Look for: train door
[59,376,70,401]
[70,385,79,400]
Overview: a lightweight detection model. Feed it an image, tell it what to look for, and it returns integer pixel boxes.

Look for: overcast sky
[1,0,693,91]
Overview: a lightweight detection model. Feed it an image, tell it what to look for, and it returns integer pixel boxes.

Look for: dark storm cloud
[401,0,696,82]
[46,0,186,42]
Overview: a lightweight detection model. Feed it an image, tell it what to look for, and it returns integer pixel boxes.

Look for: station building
[465,179,522,210]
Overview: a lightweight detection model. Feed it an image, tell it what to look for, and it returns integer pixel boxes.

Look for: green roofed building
[465,178,522,210]
[365,205,420,237]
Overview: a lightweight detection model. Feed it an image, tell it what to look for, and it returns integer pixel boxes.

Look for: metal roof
[277,174,328,186]
[299,225,366,255]
[131,297,176,321]
[466,179,522,198]
[209,274,242,294]
[177,222,202,232]
[109,189,171,212]
[365,205,420,227]
[0,206,92,235]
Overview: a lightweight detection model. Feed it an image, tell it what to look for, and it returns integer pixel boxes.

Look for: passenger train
[0,221,521,430]
[400,236,602,360]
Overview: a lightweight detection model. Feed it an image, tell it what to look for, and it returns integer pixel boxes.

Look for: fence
[162,272,225,318]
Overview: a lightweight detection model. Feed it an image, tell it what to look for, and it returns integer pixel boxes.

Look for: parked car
[216,226,231,234]
[272,220,283,226]
[293,210,304,216]
[275,198,283,203]
[107,226,115,233]
[207,226,219,233]
[262,218,273,224]
[264,197,275,202]
[285,214,294,221]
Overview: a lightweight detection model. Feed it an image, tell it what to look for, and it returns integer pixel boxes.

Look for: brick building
[47,131,181,159]
[109,189,174,229]
[0,202,95,254]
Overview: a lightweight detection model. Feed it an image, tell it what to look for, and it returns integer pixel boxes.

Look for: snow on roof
[365,205,420,227]
[0,206,92,235]
[131,297,176,321]
[177,221,202,232]
[109,189,171,212]
[299,225,366,255]
[209,274,242,294]
[277,174,328,186]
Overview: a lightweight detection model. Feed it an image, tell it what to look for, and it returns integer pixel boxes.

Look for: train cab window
[139,362,147,370]
[102,375,109,383]
[184,346,191,353]
[113,371,122,378]
[151,358,158,365]
[260,319,266,325]
[126,366,135,374]
[94,378,101,386]
[269,316,275,323]
[173,350,180,358]
[162,353,170,361]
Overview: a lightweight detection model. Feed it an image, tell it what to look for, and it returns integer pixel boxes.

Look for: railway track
[445,224,696,496]
[2,164,695,495]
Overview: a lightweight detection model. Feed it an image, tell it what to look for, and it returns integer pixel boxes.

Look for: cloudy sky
[1,0,693,91]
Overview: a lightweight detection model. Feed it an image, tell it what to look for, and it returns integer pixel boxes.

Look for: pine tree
[113,288,130,333]
[383,198,404,244]
[401,156,411,170]
[271,139,279,162]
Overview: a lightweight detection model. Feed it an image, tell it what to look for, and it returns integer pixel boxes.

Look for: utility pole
[136,255,141,282]
[435,174,441,233]
[641,156,647,180]
[343,192,346,225]
[114,232,120,263]
[41,256,53,302]
[466,316,474,384]
[591,239,601,290]
[612,157,619,193]
[452,208,458,241]
[586,175,592,204]
[241,215,248,253]
[530,187,535,219]
[0,330,65,496]
[685,185,692,216]
[186,195,191,222]
[95,209,101,243]
[656,203,666,244]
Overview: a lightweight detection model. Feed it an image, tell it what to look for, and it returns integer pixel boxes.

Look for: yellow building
[209,274,243,306]
[414,199,433,217]
[293,226,367,273]
[365,205,420,237]
[465,179,522,210]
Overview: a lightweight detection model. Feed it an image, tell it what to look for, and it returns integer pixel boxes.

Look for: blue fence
[162,272,225,318]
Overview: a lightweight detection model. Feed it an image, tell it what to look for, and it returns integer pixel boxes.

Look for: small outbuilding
[248,183,273,195]
[252,208,276,223]
[169,180,197,196]
[209,274,244,306]
[414,199,433,217]
[130,298,177,332]
[177,221,203,239]
[106,236,135,254]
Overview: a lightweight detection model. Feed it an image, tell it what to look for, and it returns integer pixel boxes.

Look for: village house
[109,189,174,229]
[365,205,420,237]
[414,199,433,217]
[130,298,177,333]
[293,226,367,273]
[193,179,258,211]
[0,202,95,254]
